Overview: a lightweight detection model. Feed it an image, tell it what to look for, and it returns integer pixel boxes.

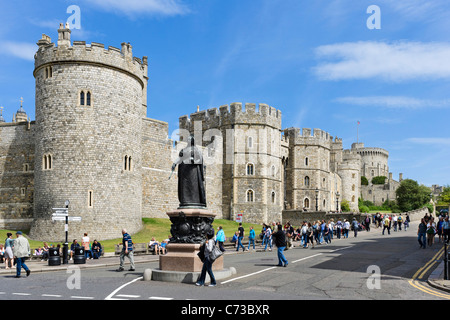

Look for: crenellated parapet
[179,102,282,131]
[283,127,334,149]
[34,24,148,89]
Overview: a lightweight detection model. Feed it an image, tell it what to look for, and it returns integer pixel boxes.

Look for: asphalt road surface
[1,222,448,303]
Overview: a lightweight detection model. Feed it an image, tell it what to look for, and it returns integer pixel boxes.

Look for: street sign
[52,208,68,212]
[52,212,69,217]
[52,216,82,222]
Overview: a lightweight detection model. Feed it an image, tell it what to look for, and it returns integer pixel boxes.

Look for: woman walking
[196,231,217,287]
[4,233,14,269]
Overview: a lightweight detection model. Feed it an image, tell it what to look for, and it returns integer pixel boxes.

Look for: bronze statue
[170,136,206,209]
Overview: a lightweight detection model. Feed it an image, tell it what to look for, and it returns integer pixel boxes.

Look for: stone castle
[0,25,403,241]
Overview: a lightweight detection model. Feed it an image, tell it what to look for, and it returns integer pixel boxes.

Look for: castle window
[43,154,53,170]
[88,190,93,208]
[352,184,355,191]
[304,198,310,209]
[323,199,326,207]
[271,165,276,177]
[305,157,309,166]
[86,91,91,106]
[246,163,254,176]
[124,155,132,171]
[20,188,26,197]
[352,195,356,202]
[271,191,276,204]
[304,176,310,187]
[45,66,52,79]
[247,189,254,202]
[23,163,29,172]
[80,91,85,106]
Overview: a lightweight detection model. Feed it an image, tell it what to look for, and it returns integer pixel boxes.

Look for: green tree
[372,176,387,185]
[361,176,369,186]
[341,199,350,212]
[396,179,431,212]
[437,185,450,206]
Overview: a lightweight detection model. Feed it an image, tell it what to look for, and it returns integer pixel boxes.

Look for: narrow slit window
[80,91,85,106]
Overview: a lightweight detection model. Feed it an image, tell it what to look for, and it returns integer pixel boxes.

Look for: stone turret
[30,24,149,241]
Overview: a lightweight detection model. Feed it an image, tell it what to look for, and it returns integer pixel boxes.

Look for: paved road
[1,222,449,302]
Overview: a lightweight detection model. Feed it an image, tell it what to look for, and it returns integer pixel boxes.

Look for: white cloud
[334,96,450,110]
[86,0,190,17]
[406,137,450,146]
[0,41,35,61]
[313,41,450,81]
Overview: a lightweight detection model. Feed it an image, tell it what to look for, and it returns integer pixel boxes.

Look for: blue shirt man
[117,229,135,271]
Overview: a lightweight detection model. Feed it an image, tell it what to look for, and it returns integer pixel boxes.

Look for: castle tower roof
[14,97,28,123]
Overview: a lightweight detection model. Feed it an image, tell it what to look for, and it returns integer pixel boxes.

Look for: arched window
[271,165,276,177]
[352,184,355,191]
[352,195,356,202]
[246,163,254,175]
[247,190,254,202]
[80,91,85,106]
[323,199,326,208]
[86,91,91,106]
[124,155,132,171]
[271,191,276,204]
[304,176,310,187]
[43,154,53,170]
[304,198,310,209]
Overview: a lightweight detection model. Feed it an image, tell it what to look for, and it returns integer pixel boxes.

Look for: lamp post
[315,188,319,212]
[336,192,340,212]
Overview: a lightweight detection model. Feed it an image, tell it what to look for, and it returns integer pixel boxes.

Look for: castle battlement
[34,25,148,89]
[283,127,334,149]
[179,103,282,131]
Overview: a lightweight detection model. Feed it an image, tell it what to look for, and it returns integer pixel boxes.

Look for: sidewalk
[0,253,159,275]
[427,260,450,293]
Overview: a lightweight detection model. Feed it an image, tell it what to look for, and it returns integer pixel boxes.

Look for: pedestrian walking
[236,223,246,252]
[264,226,273,251]
[4,233,14,269]
[247,226,256,250]
[426,218,436,247]
[272,224,288,267]
[335,219,343,239]
[216,226,226,252]
[196,231,217,287]
[382,215,391,235]
[343,219,350,238]
[117,228,135,271]
[442,215,450,244]
[306,222,314,248]
[351,218,359,237]
[417,218,427,249]
[12,231,30,278]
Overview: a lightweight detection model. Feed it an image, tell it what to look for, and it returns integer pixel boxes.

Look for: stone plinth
[161,208,223,272]
[159,243,223,272]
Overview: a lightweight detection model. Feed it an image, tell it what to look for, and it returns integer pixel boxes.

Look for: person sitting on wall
[92,240,102,259]
[148,237,160,255]
[69,239,80,261]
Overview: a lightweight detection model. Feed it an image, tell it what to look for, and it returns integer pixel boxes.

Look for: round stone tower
[30,24,148,241]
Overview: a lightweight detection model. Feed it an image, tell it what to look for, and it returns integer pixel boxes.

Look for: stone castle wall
[0,122,35,230]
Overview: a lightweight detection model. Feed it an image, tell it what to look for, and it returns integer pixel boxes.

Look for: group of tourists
[417,213,450,249]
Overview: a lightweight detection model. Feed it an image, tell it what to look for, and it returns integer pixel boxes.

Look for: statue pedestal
[160,208,223,272]
[148,208,233,283]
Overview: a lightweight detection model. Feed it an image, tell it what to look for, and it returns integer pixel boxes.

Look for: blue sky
[1,0,450,187]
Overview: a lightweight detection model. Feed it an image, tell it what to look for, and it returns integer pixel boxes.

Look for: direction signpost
[51,201,82,264]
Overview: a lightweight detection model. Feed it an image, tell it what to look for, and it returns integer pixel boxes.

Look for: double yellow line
[408,246,450,299]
